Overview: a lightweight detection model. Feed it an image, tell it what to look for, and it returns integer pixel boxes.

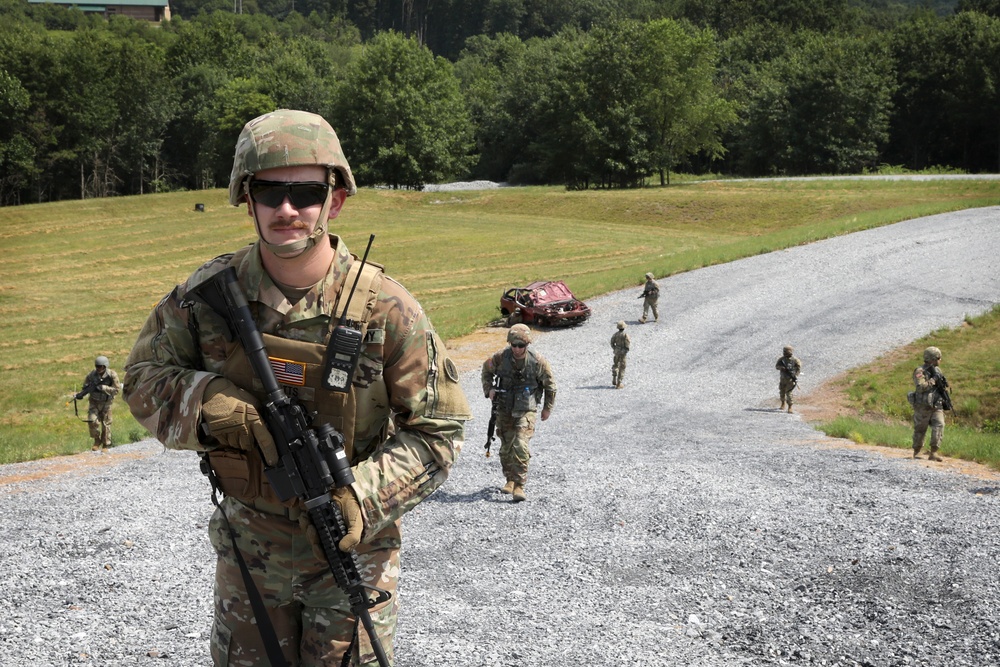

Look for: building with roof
[27,0,171,22]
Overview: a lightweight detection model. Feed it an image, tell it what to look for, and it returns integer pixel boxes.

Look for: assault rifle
[930,368,954,411]
[190,267,391,667]
[777,357,798,389]
[484,378,503,458]
[75,375,111,400]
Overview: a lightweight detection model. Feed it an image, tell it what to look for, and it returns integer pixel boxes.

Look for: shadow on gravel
[577,385,619,391]
[426,487,509,504]
[744,407,786,413]
[970,486,1000,495]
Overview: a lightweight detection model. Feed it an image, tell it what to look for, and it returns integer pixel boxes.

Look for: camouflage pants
[778,377,797,406]
[87,400,113,446]
[496,410,537,485]
[612,352,628,385]
[913,405,945,451]
[208,497,400,667]
[642,298,658,321]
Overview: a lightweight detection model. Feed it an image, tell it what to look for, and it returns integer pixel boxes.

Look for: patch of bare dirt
[0,448,157,491]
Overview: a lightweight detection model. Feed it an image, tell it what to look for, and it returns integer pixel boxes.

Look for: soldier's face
[248,165,346,247]
[511,342,527,359]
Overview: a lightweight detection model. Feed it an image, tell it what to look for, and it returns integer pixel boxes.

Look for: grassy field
[2,177,1000,463]
[817,304,1000,469]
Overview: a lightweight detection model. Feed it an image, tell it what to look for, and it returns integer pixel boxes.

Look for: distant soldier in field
[639,272,659,323]
[481,323,557,502]
[775,345,801,413]
[910,346,950,462]
[610,321,630,389]
[75,355,121,451]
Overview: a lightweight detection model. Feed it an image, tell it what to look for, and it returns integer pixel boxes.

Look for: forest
[1,0,999,204]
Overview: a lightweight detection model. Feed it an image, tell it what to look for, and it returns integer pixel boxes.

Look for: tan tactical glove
[201,378,277,462]
[297,486,364,558]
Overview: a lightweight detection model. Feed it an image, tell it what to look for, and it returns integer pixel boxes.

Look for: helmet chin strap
[246,181,333,259]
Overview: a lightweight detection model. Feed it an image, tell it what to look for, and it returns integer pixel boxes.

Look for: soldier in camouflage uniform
[639,272,659,323]
[610,321,630,389]
[123,109,470,667]
[911,346,947,462]
[775,345,801,413]
[481,323,556,502]
[75,355,121,451]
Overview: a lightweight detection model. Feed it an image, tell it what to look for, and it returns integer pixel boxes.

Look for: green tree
[333,31,474,188]
[888,11,1000,172]
[0,69,35,204]
[735,32,895,175]
[636,19,735,184]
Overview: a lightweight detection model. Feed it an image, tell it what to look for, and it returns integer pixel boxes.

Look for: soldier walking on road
[123,109,470,667]
[776,345,801,413]
[481,324,557,502]
[910,346,950,462]
[639,272,659,323]
[75,355,121,451]
[610,321,630,389]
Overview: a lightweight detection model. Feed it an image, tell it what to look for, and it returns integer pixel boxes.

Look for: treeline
[0,0,999,204]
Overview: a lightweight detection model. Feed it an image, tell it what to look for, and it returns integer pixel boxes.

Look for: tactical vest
[913,364,943,410]
[498,348,543,413]
[204,246,384,509]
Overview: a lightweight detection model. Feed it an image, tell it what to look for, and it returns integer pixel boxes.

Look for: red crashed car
[499,280,591,327]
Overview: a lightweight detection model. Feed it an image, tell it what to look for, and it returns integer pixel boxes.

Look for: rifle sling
[200,454,291,667]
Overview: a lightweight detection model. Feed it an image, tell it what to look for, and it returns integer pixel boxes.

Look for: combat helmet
[507,323,532,345]
[645,272,654,280]
[923,346,942,363]
[783,345,794,355]
[617,321,626,330]
[95,355,109,368]
[229,109,356,257]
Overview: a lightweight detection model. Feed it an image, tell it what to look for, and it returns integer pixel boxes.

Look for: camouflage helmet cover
[507,323,532,345]
[645,272,654,279]
[95,355,109,367]
[783,345,793,355]
[229,109,356,206]
[617,321,626,330]
[923,346,942,363]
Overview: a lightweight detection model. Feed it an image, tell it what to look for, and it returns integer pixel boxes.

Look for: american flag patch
[269,357,306,386]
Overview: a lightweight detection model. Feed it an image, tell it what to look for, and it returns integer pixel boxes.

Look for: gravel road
[3,206,1000,667]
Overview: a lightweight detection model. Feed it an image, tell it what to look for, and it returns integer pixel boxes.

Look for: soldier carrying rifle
[775,345,801,413]
[73,355,121,451]
[909,346,951,462]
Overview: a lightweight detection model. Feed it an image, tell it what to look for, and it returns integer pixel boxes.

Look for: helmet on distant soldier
[644,272,654,280]
[95,355,109,368]
[923,346,942,363]
[229,109,356,206]
[617,321,626,330]
[783,346,793,356]
[507,323,532,345]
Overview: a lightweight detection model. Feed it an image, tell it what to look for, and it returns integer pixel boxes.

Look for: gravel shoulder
[3,207,1000,666]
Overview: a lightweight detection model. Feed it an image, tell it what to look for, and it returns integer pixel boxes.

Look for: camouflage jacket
[913,363,944,410]
[124,235,470,541]
[776,355,801,379]
[643,279,660,301]
[82,369,121,403]
[481,347,556,414]
[610,330,630,355]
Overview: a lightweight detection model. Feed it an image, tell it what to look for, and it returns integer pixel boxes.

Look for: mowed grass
[817,305,1000,470]
[2,178,1000,463]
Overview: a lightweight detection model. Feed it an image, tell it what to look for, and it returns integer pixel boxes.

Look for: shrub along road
[1,207,999,666]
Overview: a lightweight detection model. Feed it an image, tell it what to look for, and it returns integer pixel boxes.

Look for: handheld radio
[322,234,375,393]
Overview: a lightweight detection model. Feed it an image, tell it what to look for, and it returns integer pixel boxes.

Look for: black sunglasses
[248,180,330,209]
[511,343,527,348]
